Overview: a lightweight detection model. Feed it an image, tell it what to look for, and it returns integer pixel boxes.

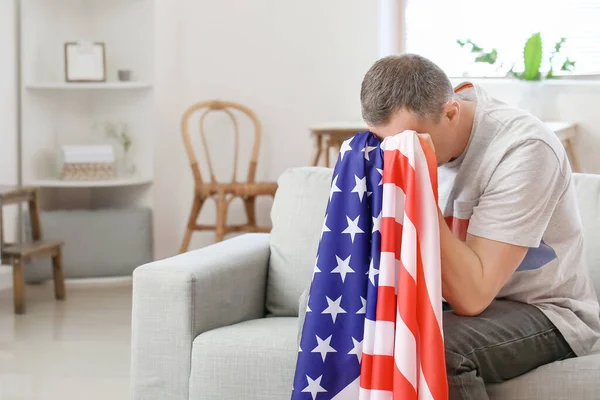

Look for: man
[360,54,600,399]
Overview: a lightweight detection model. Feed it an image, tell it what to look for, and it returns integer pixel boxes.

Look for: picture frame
[64,42,106,82]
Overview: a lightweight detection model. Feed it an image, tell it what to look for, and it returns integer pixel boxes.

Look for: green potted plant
[457,33,576,80]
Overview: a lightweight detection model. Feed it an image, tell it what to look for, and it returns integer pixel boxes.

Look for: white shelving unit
[20,0,155,207]
[18,0,156,268]
[26,82,153,90]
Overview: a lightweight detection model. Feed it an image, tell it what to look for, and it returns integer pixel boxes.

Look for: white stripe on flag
[393,310,417,390]
[362,318,376,356]
[362,319,396,357]
[418,363,435,400]
[378,252,397,289]
[400,214,417,281]
[412,134,444,331]
[382,183,406,224]
[382,133,417,169]
[372,320,395,356]
[359,388,394,400]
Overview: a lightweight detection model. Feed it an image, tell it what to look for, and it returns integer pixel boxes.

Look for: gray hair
[360,54,454,126]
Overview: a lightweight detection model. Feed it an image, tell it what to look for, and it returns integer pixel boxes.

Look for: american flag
[292,131,447,400]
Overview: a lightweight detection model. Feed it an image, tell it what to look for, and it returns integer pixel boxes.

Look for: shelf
[25,177,153,188]
[25,82,153,91]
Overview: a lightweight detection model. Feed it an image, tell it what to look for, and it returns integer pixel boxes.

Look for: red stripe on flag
[375,285,397,322]
[360,354,395,391]
[397,255,418,338]
[418,136,439,204]
[394,364,418,400]
[415,241,448,398]
[380,217,402,257]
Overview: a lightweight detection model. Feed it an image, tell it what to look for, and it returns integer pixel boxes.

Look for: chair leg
[244,196,257,228]
[52,248,66,300]
[215,194,228,242]
[12,260,25,314]
[179,195,205,254]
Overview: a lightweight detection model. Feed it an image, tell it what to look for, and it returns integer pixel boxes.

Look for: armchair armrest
[130,233,270,400]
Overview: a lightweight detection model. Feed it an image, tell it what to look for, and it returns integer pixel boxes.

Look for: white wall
[0,0,18,289]
[153,0,378,258]
[1,1,18,186]
[152,1,600,259]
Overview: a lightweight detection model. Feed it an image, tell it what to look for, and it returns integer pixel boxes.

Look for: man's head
[360,54,461,165]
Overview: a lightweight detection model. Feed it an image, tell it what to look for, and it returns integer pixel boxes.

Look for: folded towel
[62,145,116,164]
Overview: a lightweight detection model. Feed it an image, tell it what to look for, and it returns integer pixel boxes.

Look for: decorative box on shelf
[60,145,116,181]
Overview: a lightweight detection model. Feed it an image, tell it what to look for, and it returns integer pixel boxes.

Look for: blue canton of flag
[291,131,384,399]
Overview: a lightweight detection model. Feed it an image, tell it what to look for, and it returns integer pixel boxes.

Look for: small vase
[118,148,136,177]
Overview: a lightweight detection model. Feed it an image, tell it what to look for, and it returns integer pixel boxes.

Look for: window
[404,0,600,78]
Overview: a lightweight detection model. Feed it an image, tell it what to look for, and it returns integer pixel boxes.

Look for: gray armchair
[131,168,600,400]
[131,167,333,400]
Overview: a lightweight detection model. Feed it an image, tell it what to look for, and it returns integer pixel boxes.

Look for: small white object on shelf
[25,82,153,90]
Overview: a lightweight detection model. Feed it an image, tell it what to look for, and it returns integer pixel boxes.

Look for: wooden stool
[0,187,65,314]
[179,100,278,252]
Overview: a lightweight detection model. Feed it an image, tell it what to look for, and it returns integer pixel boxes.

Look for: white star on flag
[321,214,331,238]
[313,256,321,278]
[348,337,363,363]
[351,175,368,202]
[339,138,353,161]
[331,254,354,282]
[362,144,377,161]
[322,295,346,323]
[299,345,302,352]
[342,215,364,243]
[357,296,366,314]
[372,211,382,233]
[368,258,379,286]
[329,175,342,201]
[306,295,312,312]
[312,334,337,362]
[302,375,327,400]
[376,168,383,186]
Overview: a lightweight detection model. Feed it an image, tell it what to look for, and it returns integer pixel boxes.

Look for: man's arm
[439,212,528,316]
[435,138,566,316]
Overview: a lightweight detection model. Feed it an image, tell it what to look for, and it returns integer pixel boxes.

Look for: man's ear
[444,101,460,123]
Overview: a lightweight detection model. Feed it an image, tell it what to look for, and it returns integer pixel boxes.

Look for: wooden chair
[0,187,65,314]
[179,100,278,253]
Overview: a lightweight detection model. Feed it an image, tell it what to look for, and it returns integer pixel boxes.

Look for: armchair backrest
[266,167,333,316]
[573,173,600,301]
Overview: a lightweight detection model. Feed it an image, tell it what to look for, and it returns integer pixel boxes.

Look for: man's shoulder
[477,105,565,164]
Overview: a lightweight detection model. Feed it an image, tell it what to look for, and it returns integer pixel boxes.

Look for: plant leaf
[523,32,543,80]
[561,58,576,72]
[474,48,498,64]
[554,37,566,53]
[470,43,483,52]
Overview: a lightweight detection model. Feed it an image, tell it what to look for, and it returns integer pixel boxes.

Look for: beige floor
[0,279,132,400]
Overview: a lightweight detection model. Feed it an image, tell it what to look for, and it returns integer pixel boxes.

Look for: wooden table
[310,121,581,172]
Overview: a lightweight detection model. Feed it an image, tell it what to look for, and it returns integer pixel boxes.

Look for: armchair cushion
[190,317,298,400]
[131,233,270,400]
[267,167,333,316]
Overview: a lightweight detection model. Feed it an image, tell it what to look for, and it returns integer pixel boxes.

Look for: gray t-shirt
[439,83,600,356]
